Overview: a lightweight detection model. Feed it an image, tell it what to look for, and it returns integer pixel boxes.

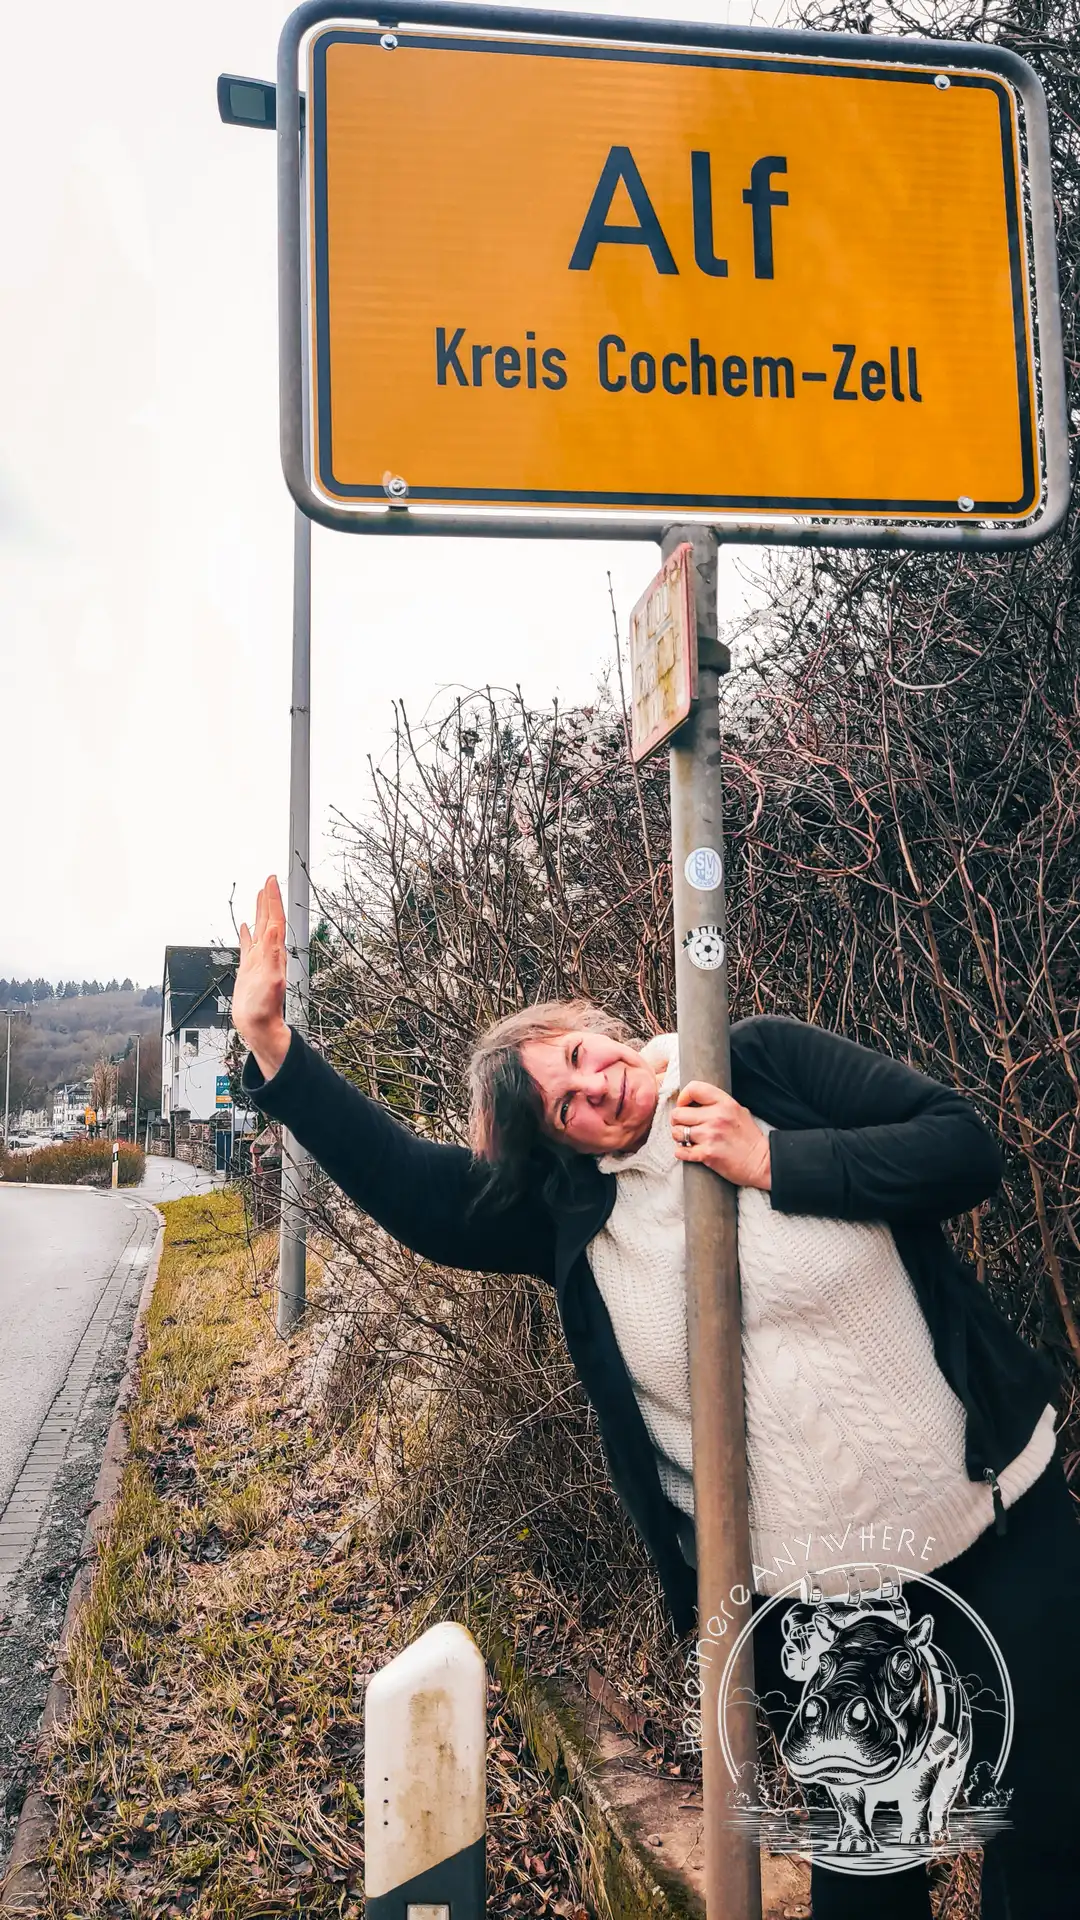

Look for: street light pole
[216,71,310,1336]
[663,526,761,1920]
[3,1009,12,1149]
[275,99,313,1338]
[133,1035,140,1146]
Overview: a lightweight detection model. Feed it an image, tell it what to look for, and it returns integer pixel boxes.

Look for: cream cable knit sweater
[590,1037,1056,1594]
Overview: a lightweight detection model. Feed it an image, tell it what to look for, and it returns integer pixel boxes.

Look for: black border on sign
[308,29,1034,518]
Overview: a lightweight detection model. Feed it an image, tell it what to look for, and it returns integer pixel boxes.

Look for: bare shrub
[280,0,1079,1832]
[0,1139,145,1187]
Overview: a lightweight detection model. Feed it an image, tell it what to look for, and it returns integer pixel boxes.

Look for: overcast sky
[0,0,788,984]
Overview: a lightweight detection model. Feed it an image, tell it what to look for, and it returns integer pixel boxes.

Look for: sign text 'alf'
[303,21,1060,533]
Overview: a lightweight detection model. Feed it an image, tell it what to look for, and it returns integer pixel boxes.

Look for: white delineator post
[111,1140,119,1190]
[365,1623,486,1920]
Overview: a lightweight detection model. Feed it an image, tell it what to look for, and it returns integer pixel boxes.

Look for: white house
[51,1086,91,1133]
[161,946,240,1125]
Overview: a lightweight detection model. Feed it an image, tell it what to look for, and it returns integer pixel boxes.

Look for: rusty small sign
[629,544,697,762]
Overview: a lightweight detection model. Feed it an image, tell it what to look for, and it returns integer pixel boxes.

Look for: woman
[234,877,1078,1920]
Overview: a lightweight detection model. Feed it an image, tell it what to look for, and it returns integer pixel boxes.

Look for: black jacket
[242,1017,1057,1635]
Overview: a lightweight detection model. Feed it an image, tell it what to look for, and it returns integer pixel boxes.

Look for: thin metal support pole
[3,1010,11,1148]
[276,109,313,1338]
[277,498,312,1337]
[664,526,761,1920]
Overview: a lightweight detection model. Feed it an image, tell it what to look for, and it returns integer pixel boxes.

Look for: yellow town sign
[303,22,1055,529]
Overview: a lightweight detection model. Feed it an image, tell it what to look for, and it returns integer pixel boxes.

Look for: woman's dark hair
[467,998,636,1204]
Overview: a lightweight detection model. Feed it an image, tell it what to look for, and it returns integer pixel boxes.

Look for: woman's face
[518,1028,660,1157]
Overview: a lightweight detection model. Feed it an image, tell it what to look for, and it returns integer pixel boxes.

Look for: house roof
[163,946,238,1033]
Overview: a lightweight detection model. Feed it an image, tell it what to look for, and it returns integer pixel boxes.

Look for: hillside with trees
[0,977,154,1005]
[1,987,162,1105]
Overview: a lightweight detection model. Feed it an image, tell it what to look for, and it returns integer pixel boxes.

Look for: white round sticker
[684,846,723,892]
[683,925,726,971]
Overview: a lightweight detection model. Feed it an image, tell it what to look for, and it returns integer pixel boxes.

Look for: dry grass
[277,1157,698,1743]
[296,1208,988,1920]
[31,1191,590,1920]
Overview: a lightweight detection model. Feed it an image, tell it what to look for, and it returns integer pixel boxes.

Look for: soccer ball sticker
[683,924,726,971]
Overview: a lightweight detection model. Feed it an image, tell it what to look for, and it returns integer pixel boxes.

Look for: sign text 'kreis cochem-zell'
[306,24,1045,525]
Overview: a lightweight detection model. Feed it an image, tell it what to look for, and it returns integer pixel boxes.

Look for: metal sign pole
[277,496,312,1336]
[663,525,761,1920]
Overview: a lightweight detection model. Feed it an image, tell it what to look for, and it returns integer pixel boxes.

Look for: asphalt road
[0,1184,162,1852]
[0,1165,228,1857]
[0,1187,152,1510]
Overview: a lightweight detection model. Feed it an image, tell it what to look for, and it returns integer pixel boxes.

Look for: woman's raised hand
[234,876,291,1079]
[671,1081,772,1190]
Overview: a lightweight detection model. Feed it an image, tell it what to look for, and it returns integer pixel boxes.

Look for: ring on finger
[681,1127,694,1147]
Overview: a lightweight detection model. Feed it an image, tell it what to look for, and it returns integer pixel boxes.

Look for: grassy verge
[34,1190,589,1920]
[0,1140,145,1186]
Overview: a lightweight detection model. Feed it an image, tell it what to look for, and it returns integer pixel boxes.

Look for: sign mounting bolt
[380,32,398,49]
[934,73,951,89]
[957,495,975,511]
[385,474,408,498]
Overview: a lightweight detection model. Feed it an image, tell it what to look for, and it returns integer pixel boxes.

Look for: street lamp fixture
[216,74,277,130]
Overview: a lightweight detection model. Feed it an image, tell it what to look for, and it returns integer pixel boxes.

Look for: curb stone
[0,1183,141,1194]
[479,1622,810,1920]
[0,1200,167,1915]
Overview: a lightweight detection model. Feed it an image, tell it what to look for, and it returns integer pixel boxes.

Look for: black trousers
[770,1462,1080,1920]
